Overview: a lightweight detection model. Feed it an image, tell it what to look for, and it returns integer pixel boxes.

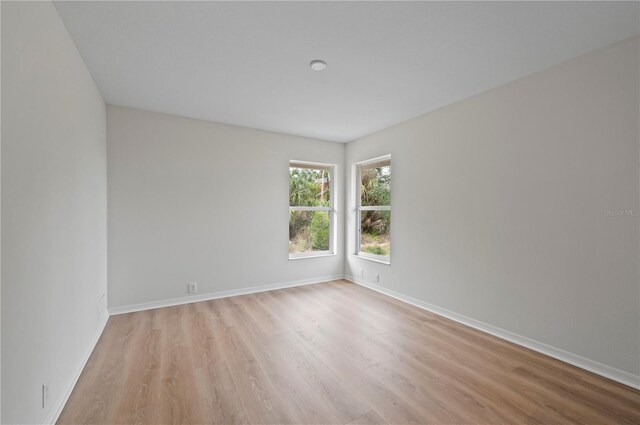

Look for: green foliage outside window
[288,163,391,256]
[360,165,391,256]
[289,168,330,207]
[289,167,331,253]
[310,212,330,249]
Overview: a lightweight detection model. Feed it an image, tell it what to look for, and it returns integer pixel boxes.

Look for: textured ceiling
[54,1,640,142]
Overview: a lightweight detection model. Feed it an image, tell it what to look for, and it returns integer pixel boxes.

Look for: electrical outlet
[375,274,380,283]
[360,268,364,278]
[188,282,198,293]
[42,383,49,409]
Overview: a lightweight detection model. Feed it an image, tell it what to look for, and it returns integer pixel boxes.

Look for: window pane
[360,164,390,207]
[359,210,390,257]
[289,210,330,253]
[289,167,331,207]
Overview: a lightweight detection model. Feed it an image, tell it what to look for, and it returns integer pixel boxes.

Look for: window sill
[355,253,391,265]
[289,252,337,261]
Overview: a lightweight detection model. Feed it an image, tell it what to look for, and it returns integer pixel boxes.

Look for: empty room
[2,1,640,424]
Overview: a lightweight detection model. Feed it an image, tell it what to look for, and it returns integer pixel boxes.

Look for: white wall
[1,2,108,424]
[107,106,344,310]
[346,36,640,380]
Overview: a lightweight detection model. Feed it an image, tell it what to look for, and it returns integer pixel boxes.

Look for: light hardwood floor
[57,280,640,424]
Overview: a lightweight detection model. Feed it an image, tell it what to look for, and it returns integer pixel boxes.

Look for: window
[289,161,335,259]
[356,156,391,263]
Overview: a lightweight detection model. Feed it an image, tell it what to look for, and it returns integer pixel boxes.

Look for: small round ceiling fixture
[309,60,327,71]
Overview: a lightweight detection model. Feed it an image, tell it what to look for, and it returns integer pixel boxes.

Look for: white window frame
[355,155,391,265]
[289,160,336,260]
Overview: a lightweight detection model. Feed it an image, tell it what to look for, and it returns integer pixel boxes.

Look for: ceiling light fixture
[309,60,327,71]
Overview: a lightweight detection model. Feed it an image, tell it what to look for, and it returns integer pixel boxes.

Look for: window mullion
[358,205,391,211]
[290,206,331,212]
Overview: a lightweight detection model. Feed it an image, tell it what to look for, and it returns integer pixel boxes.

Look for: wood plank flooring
[57,280,640,424]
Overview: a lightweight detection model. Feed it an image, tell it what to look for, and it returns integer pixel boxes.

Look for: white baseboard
[108,274,345,316]
[344,275,640,390]
[44,313,110,425]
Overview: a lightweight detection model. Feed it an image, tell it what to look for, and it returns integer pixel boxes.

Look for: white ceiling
[54,1,639,142]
